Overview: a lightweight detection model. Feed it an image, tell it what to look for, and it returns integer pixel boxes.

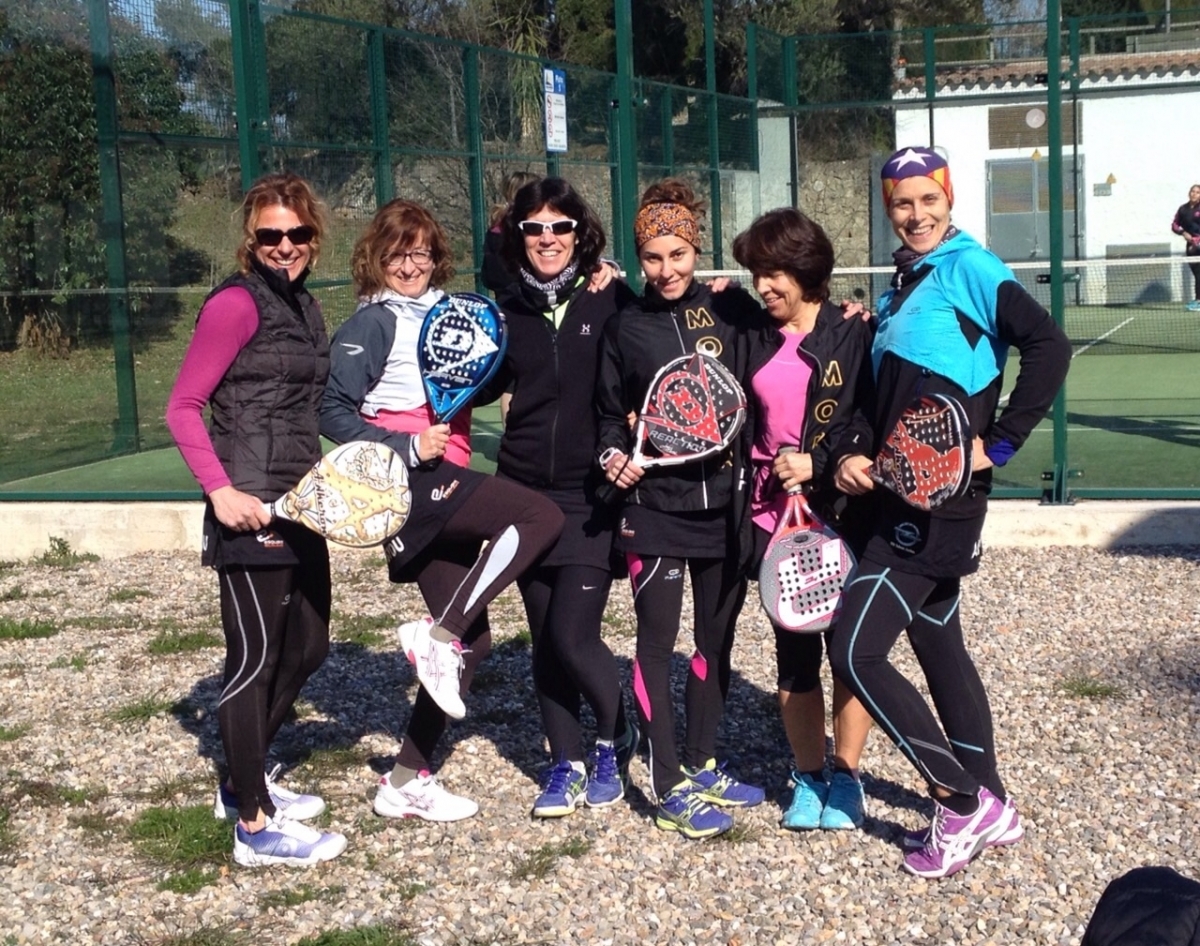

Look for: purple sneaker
[903,794,1024,851]
[902,787,1007,878]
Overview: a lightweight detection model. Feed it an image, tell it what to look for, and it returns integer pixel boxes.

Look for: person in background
[165,172,347,868]
[830,146,1071,879]
[731,208,876,833]
[1171,183,1200,311]
[482,170,541,295]
[320,198,563,823]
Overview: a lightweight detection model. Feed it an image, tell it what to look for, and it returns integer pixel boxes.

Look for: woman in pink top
[165,172,347,868]
[320,199,562,823]
[732,208,876,834]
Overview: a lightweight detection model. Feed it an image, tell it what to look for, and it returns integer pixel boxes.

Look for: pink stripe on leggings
[633,658,652,721]
[691,650,708,681]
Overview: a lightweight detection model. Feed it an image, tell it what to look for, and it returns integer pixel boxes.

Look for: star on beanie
[881,147,953,207]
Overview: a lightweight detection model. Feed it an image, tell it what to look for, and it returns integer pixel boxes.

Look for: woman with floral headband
[594,178,766,839]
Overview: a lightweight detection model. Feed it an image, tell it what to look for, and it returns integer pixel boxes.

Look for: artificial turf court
[0,297,1197,499]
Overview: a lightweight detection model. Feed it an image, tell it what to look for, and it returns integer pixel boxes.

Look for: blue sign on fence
[543,67,567,153]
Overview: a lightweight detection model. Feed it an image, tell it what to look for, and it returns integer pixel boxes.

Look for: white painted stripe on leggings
[218,568,268,708]
[455,525,520,620]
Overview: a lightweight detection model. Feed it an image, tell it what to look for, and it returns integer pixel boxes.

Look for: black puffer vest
[206,265,330,499]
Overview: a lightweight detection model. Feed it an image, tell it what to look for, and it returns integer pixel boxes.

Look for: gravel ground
[0,544,1198,945]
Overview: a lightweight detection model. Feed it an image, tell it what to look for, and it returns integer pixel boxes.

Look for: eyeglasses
[517,218,578,237]
[254,225,315,247]
[384,248,434,267]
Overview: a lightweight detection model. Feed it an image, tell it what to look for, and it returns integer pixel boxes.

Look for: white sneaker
[398,616,466,720]
[373,770,479,822]
[213,764,326,822]
[233,815,347,867]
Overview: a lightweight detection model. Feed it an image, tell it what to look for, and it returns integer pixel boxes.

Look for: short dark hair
[501,177,607,276]
[732,208,834,302]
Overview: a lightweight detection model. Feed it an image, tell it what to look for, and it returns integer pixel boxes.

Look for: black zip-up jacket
[595,280,766,514]
[483,278,636,490]
[1173,200,1200,241]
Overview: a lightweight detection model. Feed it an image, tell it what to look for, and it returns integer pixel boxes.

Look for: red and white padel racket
[869,393,972,511]
[630,352,747,468]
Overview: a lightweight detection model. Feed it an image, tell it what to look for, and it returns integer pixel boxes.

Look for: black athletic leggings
[396,476,563,773]
[217,555,331,819]
[826,562,1005,800]
[629,554,747,799]
[1187,242,1200,299]
[520,564,626,763]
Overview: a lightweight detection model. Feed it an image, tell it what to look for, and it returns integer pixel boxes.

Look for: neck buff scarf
[891,225,960,289]
[518,257,581,308]
[634,202,700,249]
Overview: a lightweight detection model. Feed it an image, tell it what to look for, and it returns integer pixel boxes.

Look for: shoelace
[541,761,580,796]
[590,745,619,783]
[672,790,713,821]
[924,805,949,852]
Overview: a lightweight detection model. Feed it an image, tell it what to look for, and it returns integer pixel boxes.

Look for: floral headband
[634,202,700,249]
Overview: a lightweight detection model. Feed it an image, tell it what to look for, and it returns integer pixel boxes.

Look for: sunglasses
[517,218,578,237]
[254,225,315,247]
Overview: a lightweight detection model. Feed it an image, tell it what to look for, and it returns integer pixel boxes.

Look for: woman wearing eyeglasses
[166,172,347,867]
[320,198,563,823]
[481,178,638,818]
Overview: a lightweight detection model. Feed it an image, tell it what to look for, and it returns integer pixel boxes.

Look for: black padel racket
[869,393,972,511]
[758,450,855,633]
[265,441,411,548]
[418,292,507,422]
[630,352,747,468]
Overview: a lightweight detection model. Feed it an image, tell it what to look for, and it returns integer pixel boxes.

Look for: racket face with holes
[759,496,855,633]
[269,441,411,548]
[869,393,972,511]
[418,292,507,422]
[630,352,747,468]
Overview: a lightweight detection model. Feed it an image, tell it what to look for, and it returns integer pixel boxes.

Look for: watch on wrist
[598,446,621,470]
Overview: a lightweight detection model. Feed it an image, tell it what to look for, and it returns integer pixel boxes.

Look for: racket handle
[775,445,804,496]
[262,501,277,520]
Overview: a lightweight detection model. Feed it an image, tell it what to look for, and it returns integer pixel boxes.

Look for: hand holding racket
[869,393,972,511]
[759,449,855,633]
[418,292,507,423]
[264,441,412,548]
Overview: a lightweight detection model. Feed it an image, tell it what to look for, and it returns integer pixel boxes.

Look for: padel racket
[418,292,507,422]
[758,450,855,633]
[266,441,411,548]
[630,352,747,468]
[869,393,972,511]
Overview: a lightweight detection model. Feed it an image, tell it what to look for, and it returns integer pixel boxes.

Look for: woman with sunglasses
[166,172,347,867]
[320,198,563,823]
[594,178,767,839]
[481,178,639,818]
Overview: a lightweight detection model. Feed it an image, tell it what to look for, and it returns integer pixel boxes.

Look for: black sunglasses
[255,225,315,247]
[517,218,577,237]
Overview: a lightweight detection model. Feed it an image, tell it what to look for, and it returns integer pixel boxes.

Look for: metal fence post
[613,0,640,286]
[924,28,936,144]
[463,45,487,293]
[704,0,723,267]
[368,28,394,208]
[230,0,267,187]
[88,0,139,455]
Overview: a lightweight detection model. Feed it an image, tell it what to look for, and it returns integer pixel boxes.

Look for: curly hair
[236,172,329,275]
[351,199,454,299]
[731,208,834,303]
[639,177,707,217]
[500,177,607,277]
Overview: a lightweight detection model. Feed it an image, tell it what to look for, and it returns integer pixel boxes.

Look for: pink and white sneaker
[902,787,1009,878]
[398,616,466,720]
[373,770,478,822]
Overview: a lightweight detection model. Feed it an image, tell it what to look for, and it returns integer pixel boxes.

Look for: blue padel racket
[417,292,508,422]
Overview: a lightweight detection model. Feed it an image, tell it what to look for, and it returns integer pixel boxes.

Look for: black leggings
[628,554,746,798]
[396,476,563,772]
[520,564,626,763]
[827,562,1005,800]
[217,556,331,819]
[1188,243,1200,299]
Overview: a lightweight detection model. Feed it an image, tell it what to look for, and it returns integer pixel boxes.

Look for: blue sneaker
[684,758,765,808]
[532,760,587,818]
[819,771,865,830]
[655,782,734,839]
[781,771,828,831]
[1187,299,1200,312]
[586,743,624,808]
[614,717,640,786]
[213,765,326,822]
[233,815,346,867]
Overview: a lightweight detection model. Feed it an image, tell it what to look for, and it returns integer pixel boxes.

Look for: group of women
[166,145,1070,878]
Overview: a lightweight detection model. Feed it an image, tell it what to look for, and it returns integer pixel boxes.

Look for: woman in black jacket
[595,179,766,839]
[486,178,639,819]
[731,208,876,834]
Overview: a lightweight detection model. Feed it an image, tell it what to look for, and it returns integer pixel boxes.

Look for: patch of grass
[132,926,248,946]
[36,536,99,568]
[109,692,177,724]
[298,747,371,780]
[507,627,532,649]
[49,652,89,671]
[129,804,229,875]
[716,823,764,845]
[295,926,417,946]
[158,867,221,895]
[333,612,394,648]
[0,617,59,641]
[0,560,18,575]
[107,587,152,602]
[1060,673,1125,701]
[0,807,15,859]
[64,616,123,630]
[0,724,29,742]
[131,774,210,805]
[147,628,222,655]
[0,586,26,602]
[3,779,97,807]
[69,810,115,836]
[259,884,346,909]
[509,837,591,881]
